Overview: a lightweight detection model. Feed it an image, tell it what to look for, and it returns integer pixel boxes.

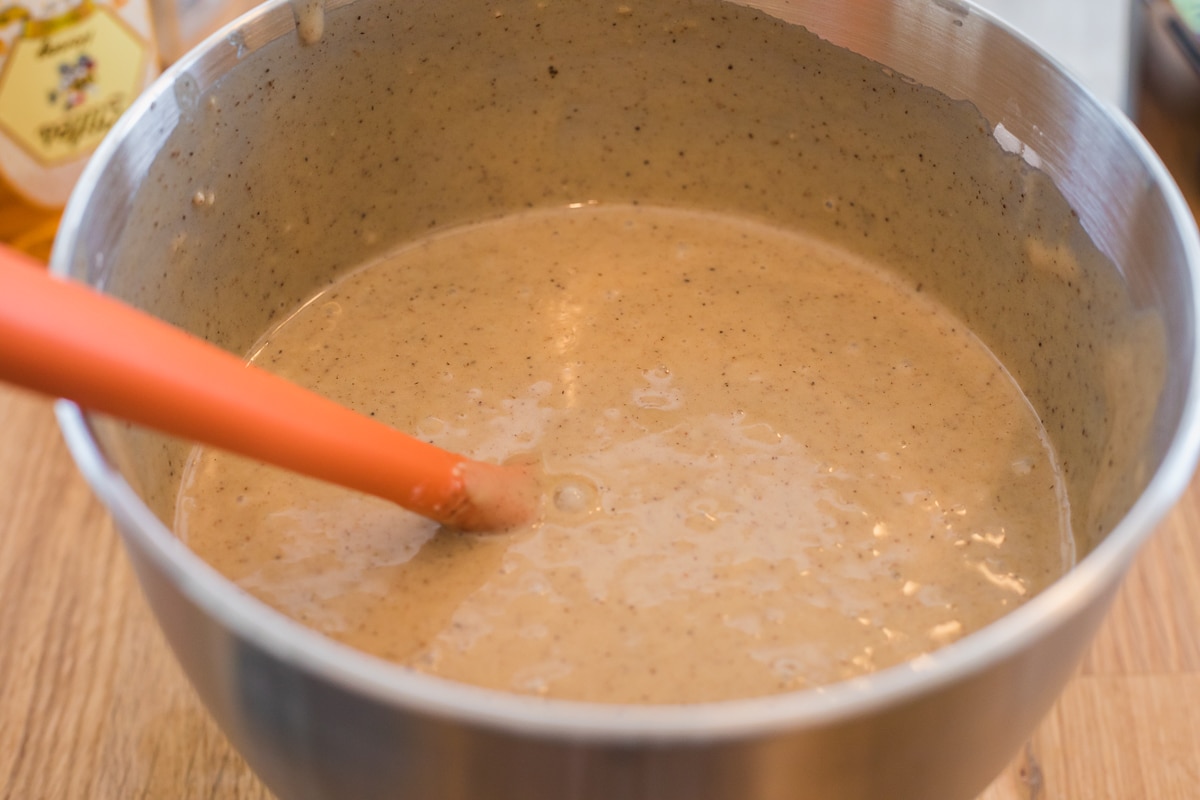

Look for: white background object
[974,0,1136,109]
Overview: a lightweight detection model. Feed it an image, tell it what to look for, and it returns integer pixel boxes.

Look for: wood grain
[0,387,270,800]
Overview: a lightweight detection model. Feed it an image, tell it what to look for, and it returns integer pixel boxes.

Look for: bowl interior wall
[75,0,1176,568]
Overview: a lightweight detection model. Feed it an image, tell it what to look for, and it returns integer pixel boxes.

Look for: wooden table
[3,365,1200,799]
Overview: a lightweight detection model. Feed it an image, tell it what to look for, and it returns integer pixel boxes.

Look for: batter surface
[177,205,1071,703]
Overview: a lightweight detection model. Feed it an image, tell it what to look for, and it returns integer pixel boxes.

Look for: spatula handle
[0,246,532,531]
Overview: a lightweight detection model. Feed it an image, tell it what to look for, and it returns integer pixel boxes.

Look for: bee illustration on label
[49,52,96,109]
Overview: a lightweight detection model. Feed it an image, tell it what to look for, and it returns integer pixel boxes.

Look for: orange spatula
[0,246,537,532]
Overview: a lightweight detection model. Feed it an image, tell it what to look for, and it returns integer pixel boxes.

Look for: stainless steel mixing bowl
[50,0,1200,798]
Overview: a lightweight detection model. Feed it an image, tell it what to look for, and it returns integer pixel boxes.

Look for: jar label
[0,1,149,167]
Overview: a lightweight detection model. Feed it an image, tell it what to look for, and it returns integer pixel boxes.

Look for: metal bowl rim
[50,0,1200,742]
